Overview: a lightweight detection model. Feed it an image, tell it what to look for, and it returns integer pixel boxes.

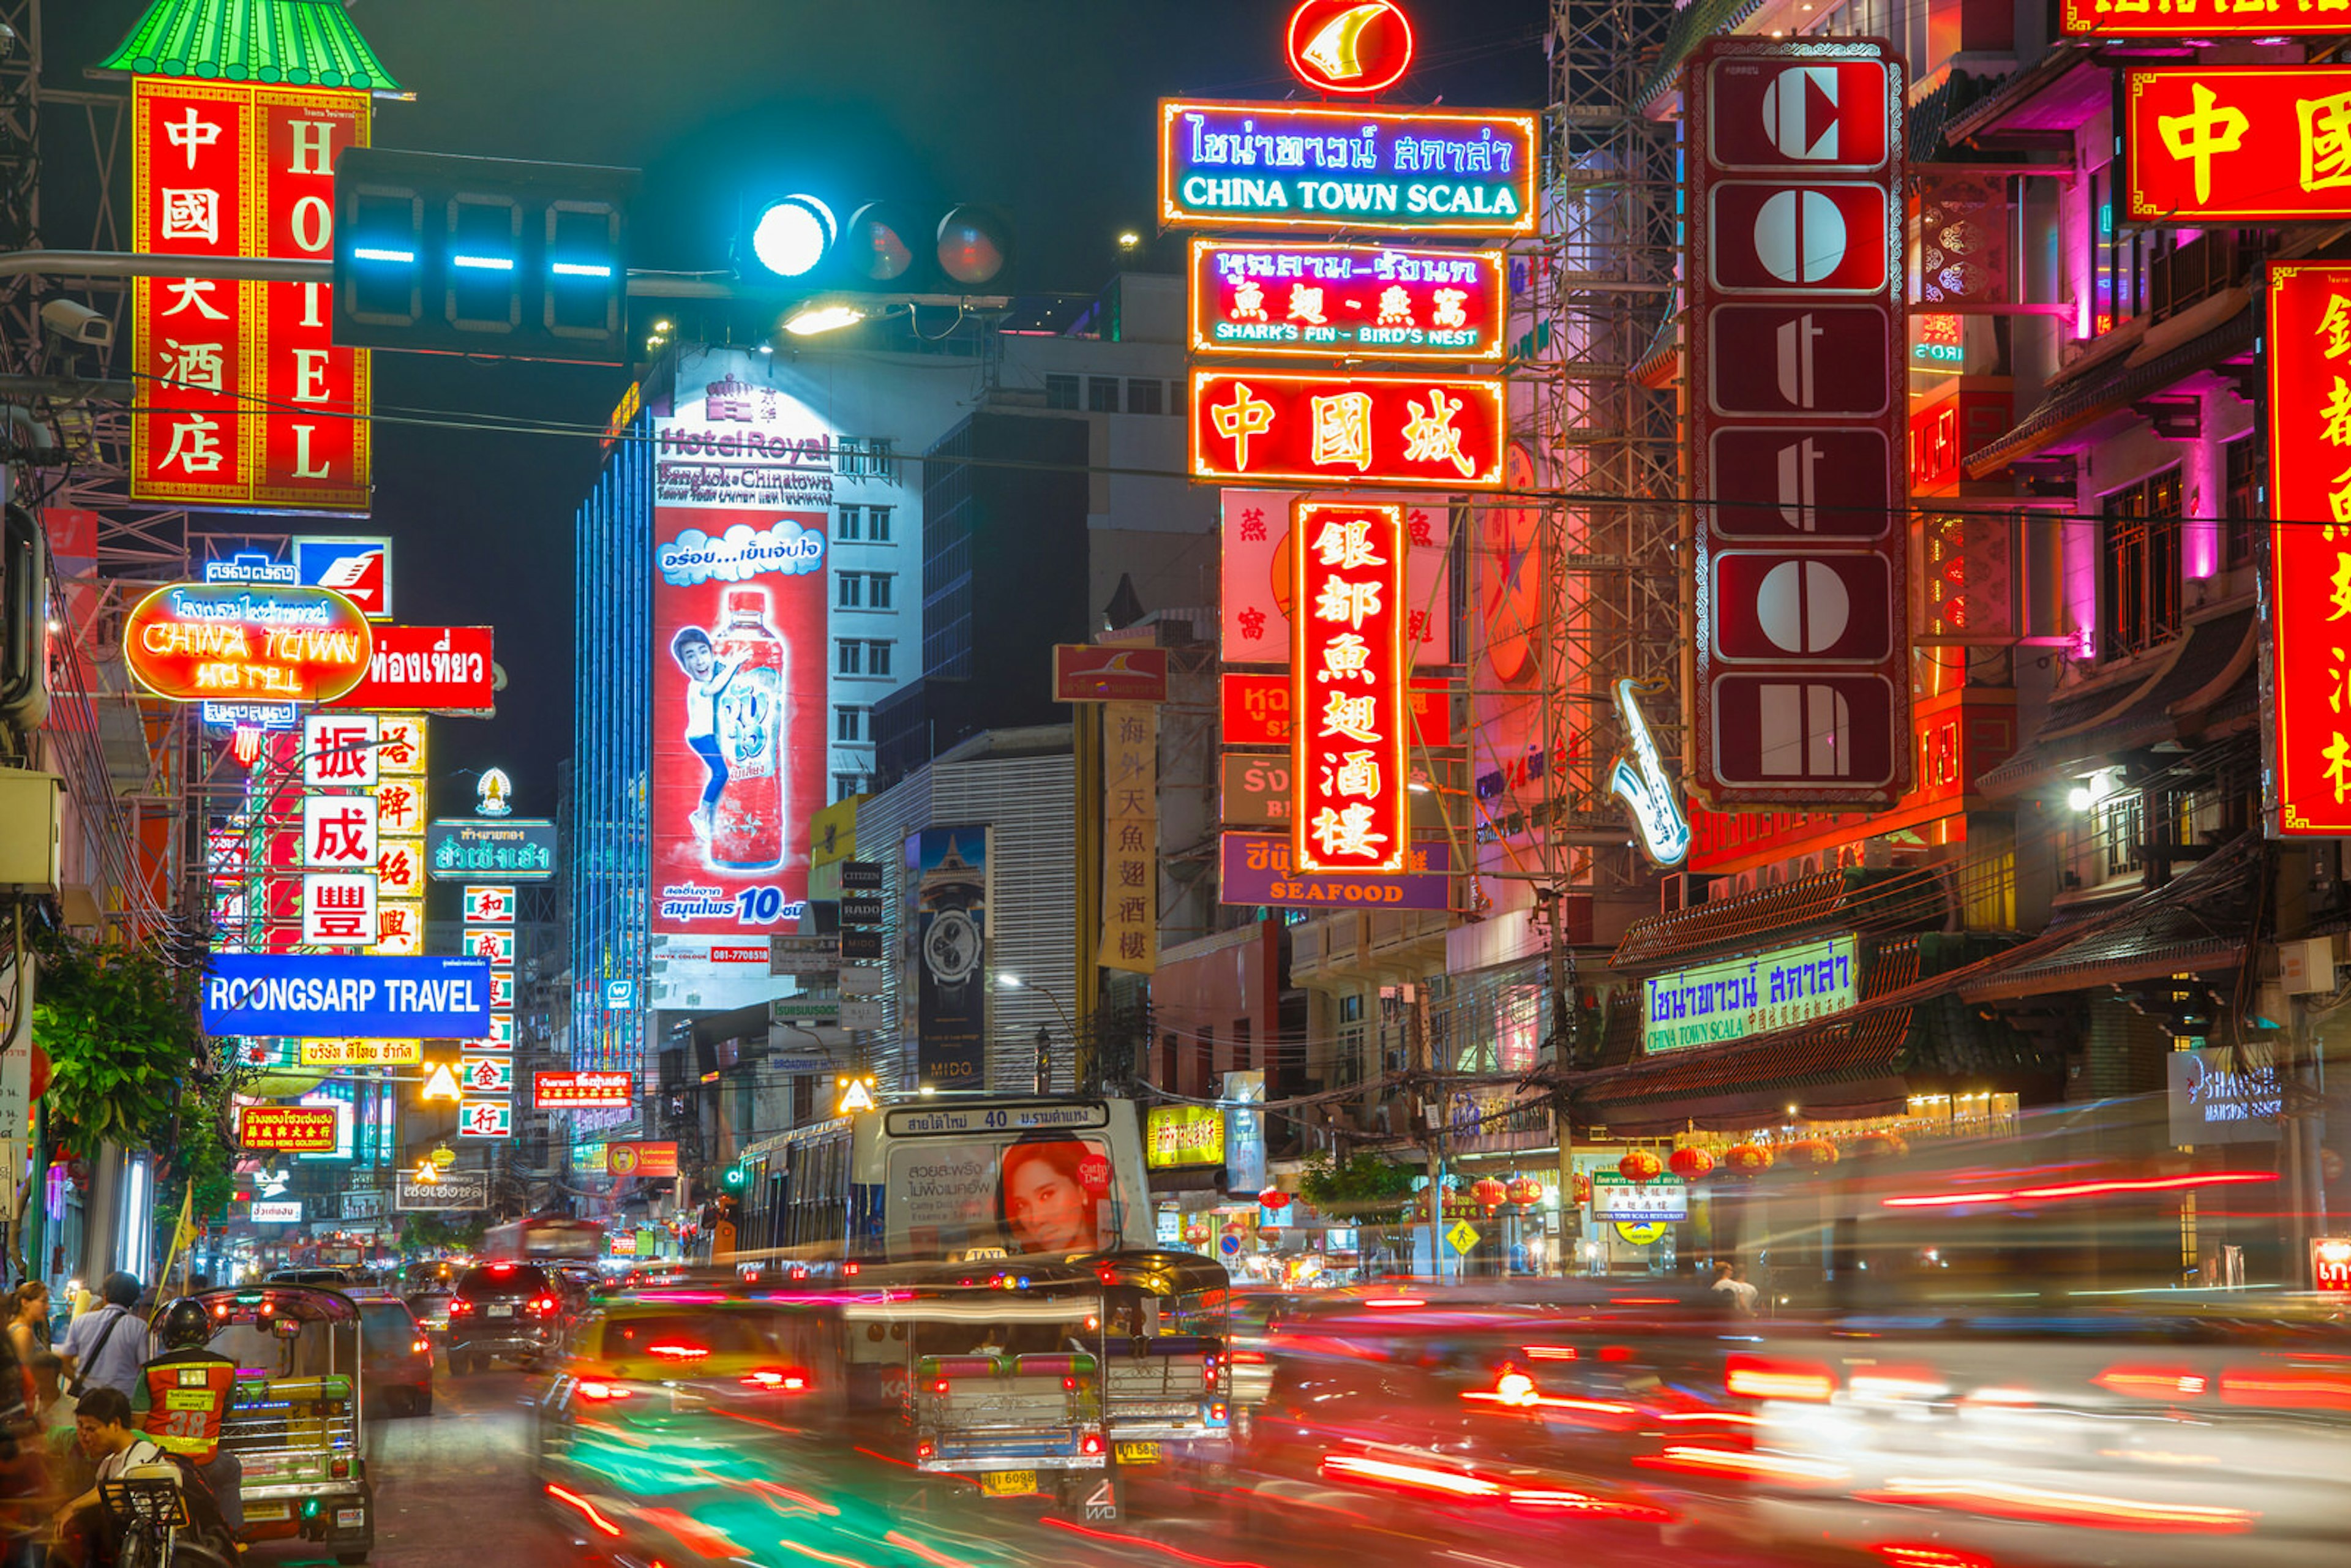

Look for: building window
[837,505,861,542]
[868,437,894,480]
[2099,466,2183,661]
[867,506,893,543]
[1232,1016,1251,1073]
[868,572,893,609]
[1088,375,1120,413]
[866,640,893,677]
[2225,437,2257,570]
[1160,1032,1178,1089]
[834,705,863,741]
[1127,378,1163,416]
[2101,790,2146,881]
[1169,378,1185,415]
[833,773,864,801]
[836,639,861,675]
[1194,1026,1214,1098]
[837,572,863,609]
[1046,373,1079,410]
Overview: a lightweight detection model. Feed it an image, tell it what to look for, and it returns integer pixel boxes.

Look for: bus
[481,1214,605,1264]
[732,1095,1155,1266]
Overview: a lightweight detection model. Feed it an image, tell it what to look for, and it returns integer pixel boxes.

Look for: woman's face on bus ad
[1005,1149,1098,1254]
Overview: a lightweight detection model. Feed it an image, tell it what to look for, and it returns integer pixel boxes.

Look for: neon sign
[1608,678,1690,867]
[1158,100,1537,236]
[2123,67,2351,223]
[1292,501,1409,876]
[1191,369,1505,490]
[1285,0,1415,97]
[1188,239,1505,361]
[2062,0,2351,36]
[122,581,372,702]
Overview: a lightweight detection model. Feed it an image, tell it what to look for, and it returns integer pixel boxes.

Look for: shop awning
[1610,866,1945,973]
[1963,293,2252,478]
[1976,601,2256,796]
[1942,45,2102,148]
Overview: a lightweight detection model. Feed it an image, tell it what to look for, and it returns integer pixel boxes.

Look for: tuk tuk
[193,1285,373,1563]
[847,1261,1109,1508]
[1083,1250,1233,1468]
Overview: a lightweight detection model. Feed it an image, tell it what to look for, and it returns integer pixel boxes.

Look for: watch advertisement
[912,826,988,1090]
[649,348,834,938]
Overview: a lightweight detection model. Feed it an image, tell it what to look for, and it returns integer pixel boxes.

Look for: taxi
[533,1291,845,1493]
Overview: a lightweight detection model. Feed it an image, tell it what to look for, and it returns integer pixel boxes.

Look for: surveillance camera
[40,299,112,348]
[0,23,18,62]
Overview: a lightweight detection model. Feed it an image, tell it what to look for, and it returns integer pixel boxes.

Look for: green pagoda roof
[96,0,403,94]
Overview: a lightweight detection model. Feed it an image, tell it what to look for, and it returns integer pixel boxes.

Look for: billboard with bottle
[650,357,833,937]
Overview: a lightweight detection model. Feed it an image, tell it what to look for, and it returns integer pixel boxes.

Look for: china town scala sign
[122,581,373,702]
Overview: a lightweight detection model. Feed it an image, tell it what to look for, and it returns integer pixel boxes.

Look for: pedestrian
[5,1283,49,1371]
[56,1276,147,1401]
[1710,1261,1760,1315]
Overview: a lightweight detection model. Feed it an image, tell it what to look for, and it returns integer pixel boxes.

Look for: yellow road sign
[1445,1220,1480,1255]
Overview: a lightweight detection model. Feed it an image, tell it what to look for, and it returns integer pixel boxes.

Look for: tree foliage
[1299,1150,1420,1223]
[32,932,206,1155]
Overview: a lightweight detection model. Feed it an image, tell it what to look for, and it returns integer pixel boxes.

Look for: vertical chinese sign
[1685,38,1910,808]
[2262,263,2351,836]
[460,875,518,1138]
[132,78,370,510]
[1292,500,1409,874]
[1101,702,1159,973]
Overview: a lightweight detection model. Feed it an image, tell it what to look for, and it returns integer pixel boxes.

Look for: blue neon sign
[201,954,493,1040]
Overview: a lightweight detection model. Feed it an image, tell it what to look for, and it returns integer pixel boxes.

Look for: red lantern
[1259,1187,1291,1211]
[1722,1142,1773,1175]
[1786,1138,1841,1168]
[1667,1146,1715,1181]
[1471,1177,1509,1212]
[1618,1149,1664,1183]
[1573,1172,1593,1206]
[1852,1132,1909,1160]
[1505,1176,1543,1207]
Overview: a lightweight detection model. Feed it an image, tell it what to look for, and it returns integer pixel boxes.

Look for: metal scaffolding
[1472,0,1683,904]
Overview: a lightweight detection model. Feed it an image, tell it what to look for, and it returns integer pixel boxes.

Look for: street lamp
[996,972,1074,1095]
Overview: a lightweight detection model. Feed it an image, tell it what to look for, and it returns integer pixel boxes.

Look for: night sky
[58,0,1548,817]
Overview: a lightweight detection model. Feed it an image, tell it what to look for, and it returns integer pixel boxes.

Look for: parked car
[347,1291,434,1416]
[446,1261,564,1374]
[405,1286,454,1337]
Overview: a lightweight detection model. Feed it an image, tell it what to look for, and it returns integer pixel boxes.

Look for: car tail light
[2094,1364,2210,1400]
[1081,1432,1103,1456]
[2218,1365,2351,1410]
[742,1368,809,1392]
[329,1459,350,1478]
[531,1296,559,1315]
[1232,1350,1267,1365]
[578,1381,633,1402]
[1726,1354,1837,1401]
[1063,1376,1076,1390]
[933,1378,951,1395]
[1209,1401,1228,1422]
[449,1299,474,1316]
[411,1337,431,1355]
[842,1262,860,1276]
[917,1439,936,1461]
[647,1343,708,1362]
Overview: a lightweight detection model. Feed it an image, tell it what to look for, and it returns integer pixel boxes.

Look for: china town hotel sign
[132,77,371,510]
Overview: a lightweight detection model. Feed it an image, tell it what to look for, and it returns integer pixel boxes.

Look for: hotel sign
[1158,100,1537,236]
[1643,932,1860,1053]
[1190,370,1505,491]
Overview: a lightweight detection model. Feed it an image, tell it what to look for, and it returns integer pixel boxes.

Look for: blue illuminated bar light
[550,261,614,278]
[451,253,516,271]
[351,247,415,264]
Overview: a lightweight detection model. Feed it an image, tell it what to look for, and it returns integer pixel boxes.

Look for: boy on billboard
[669,626,743,842]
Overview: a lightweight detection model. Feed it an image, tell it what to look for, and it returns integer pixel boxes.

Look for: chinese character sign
[131,78,370,510]
[2125,68,2351,223]
[1191,370,1505,490]
[1221,489,1453,666]
[2261,263,2351,835]
[304,713,378,787]
[1101,702,1158,975]
[2064,0,2351,37]
[1292,501,1409,875]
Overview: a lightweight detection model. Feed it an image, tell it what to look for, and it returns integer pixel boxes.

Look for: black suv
[446,1261,563,1374]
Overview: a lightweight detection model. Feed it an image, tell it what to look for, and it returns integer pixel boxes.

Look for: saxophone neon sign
[1608,678,1691,867]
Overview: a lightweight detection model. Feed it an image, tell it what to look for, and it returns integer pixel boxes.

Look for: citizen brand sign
[1686,38,1910,809]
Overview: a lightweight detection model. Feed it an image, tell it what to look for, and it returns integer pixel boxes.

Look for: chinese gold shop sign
[2124,67,2351,223]
[1191,370,1504,490]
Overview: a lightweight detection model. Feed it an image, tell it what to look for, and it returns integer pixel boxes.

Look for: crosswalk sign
[1445,1219,1481,1255]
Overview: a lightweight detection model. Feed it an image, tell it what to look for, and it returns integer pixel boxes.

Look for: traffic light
[743,195,1014,314]
[333,146,639,364]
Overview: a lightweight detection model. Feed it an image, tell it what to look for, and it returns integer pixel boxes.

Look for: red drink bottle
[710,585,786,869]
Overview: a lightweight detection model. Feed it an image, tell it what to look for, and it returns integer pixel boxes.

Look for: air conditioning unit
[0,768,60,893]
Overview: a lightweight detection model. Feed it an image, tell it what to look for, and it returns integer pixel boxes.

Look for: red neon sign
[1291,501,1409,875]
[1222,672,1452,748]
[1188,239,1504,362]
[122,582,373,702]
[2124,68,2351,223]
[534,1071,635,1111]
[237,1106,340,1153]
[1191,370,1505,490]
[327,625,496,711]
[1285,0,1415,97]
[2263,263,2351,835]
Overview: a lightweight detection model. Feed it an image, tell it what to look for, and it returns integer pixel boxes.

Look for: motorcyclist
[129,1300,242,1536]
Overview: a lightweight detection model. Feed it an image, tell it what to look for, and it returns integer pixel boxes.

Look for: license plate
[245,1504,288,1522]
[1114,1442,1161,1466]
[487,1304,514,1318]
[979,1469,1038,1498]
[336,1509,366,1529]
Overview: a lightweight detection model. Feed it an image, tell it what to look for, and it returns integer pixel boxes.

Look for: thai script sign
[237,1106,341,1153]
[1218,832,1449,910]
[328,625,494,711]
[1643,933,1860,1053]
[1188,239,1505,361]
[122,582,372,703]
[1158,100,1537,235]
[426,819,557,881]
